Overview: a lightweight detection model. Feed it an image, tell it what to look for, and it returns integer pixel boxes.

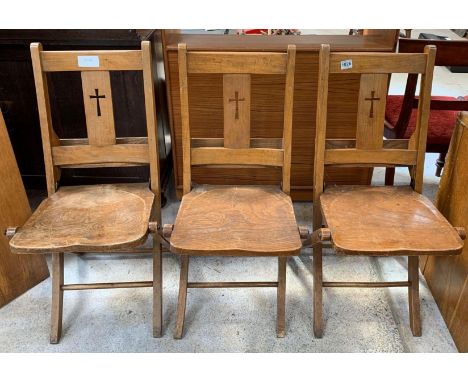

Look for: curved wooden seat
[10,183,155,254]
[321,185,464,256]
[170,185,302,256]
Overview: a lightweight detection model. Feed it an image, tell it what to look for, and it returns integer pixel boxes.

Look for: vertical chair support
[276,256,287,338]
[313,245,323,338]
[50,252,64,344]
[153,233,163,338]
[174,255,189,339]
[408,256,421,336]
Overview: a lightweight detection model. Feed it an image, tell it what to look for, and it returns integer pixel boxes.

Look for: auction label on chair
[77,56,100,68]
[340,59,352,70]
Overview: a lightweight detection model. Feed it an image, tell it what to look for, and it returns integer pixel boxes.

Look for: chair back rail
[177,43,296,195]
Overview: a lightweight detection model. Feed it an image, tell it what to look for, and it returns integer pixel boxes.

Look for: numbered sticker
[340,59,352,70]
[77,56,100,68]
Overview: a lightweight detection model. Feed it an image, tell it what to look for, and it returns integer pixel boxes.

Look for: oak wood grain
[170,185,302,256]
[320,186,463,256]
[10,183,155,254]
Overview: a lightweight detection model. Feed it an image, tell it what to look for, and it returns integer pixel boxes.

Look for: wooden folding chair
[310,44,465,337]
[169,43,302,339]
[6,41,163,343]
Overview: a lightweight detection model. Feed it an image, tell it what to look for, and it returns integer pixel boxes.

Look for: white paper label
[77,56,100,68]
[340,59,352,70]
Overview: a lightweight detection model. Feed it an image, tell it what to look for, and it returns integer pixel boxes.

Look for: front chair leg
[408,256,422,336]
[153,233,163,338]
[313,246,323,338]
[50,252,64,344]
[174,255,189,339]
[277,256,287,338]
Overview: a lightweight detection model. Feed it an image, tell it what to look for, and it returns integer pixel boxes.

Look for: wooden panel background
[422,114,468,352]
[166,48,371,200]
[0,111,49,308]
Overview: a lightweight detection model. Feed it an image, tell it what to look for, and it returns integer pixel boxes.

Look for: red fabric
[385,95,467,145]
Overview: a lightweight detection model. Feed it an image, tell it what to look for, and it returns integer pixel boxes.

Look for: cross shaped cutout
[228,91,245,120]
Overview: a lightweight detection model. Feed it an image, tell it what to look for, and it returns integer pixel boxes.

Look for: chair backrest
[177,43,296,195]
[389,38,468,136]
[314,44,436,202]
[30,41,160,198]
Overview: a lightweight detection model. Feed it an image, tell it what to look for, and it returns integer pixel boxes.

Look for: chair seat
[170,185,302,256]
[10,183,155,254]
[320,185,463,256]
[386,95,467,146]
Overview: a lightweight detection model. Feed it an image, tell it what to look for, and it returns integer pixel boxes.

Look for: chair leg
[50,252,64,344]
[384,167,395,186]
[408,256,422,337]
[277,256,287,338]
[313,246,323,338]
[174,255,189,339]
[435,152,447,177]
[153,234,163,338]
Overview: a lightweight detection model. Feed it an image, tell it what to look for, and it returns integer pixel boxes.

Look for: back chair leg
[435,152,447,177]
[313,245,323,338]
[408,256,422,337]
[153,234,163,338]
[277,256,287,338]
[384,167,395,186]
[174,255,189,339]
[50,252,64,344]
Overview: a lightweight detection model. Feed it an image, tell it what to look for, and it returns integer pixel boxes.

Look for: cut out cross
[365,90,380,118]
[228,91,245,120]
[89,88,105,117]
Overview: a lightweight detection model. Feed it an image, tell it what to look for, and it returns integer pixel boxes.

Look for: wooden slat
[325,138,409,149]
[30,43,60,195]
[52,144,150,166]
[178,43,192,195]
[41,50,143,72]
[187,282,278,288]
[412,45,436,193]
[62,281,153,290]
[323,281,411,288]
[191,137,283,149]
[355,73,388,149]
[329,52,427,74]
[81,71,116,146]
[282,45,296,194]
[223,74,251,148]
[314,44,330,228]
[187,52,288,74]
[141,40,162,212]
[191,147,284,166]
[60,137,148,146]
[324,149,417,165]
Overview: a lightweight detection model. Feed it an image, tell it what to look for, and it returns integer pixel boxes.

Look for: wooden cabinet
[162,30,398,200]
[0,30,171,190]
[423,112,468,352]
